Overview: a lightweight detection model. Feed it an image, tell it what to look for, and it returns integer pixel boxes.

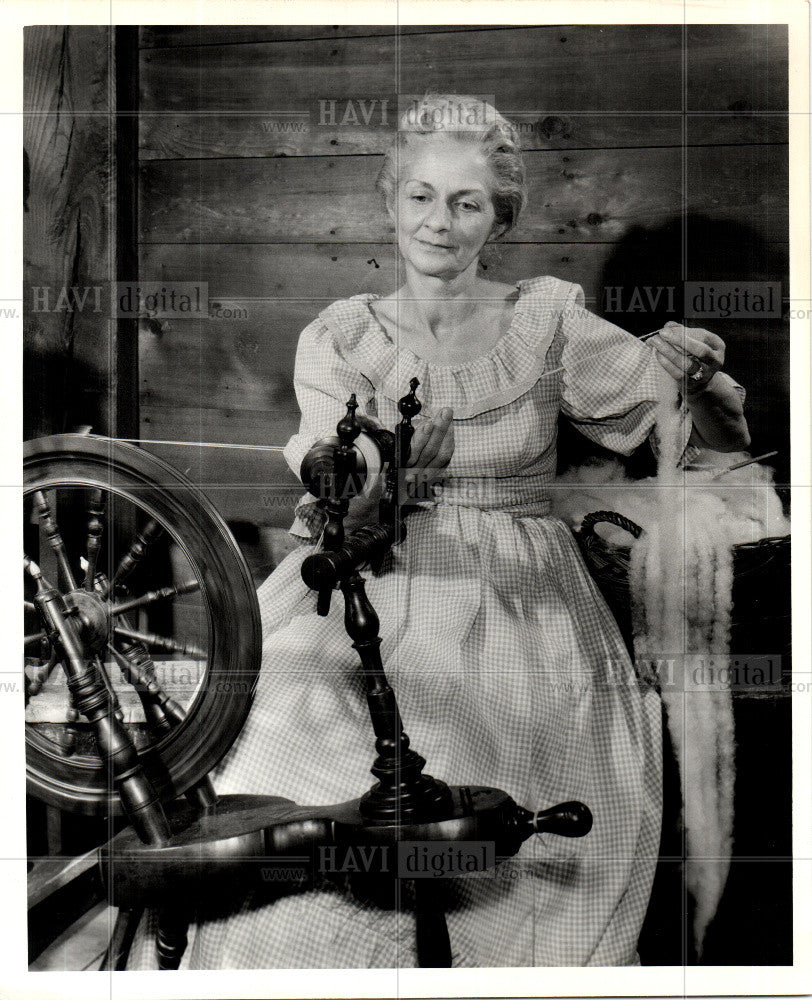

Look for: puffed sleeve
[558,282,744,463]
[283,317,382,540]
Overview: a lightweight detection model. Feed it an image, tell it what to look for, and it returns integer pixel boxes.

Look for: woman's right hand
[403,407,454,500]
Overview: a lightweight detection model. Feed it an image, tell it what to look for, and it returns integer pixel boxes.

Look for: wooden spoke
[113,626,205,660]
[108,519,163,594]
[93,656,125,723]
[110,580,200,616]
[25,631,46,646]
[33,491,77,591]
[83,489,106,591]
[108,643,186,729]
[108,642,151,689]
[24,600,36,614]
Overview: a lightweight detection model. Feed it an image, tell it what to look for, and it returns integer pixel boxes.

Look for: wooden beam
[114,27,140,441]
[23,26,114,437]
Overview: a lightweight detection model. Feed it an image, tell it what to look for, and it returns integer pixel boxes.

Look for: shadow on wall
[557,214,790,487]
[23,346,107,440]
[584,216,793,967]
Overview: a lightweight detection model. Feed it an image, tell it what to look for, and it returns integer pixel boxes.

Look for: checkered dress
[128,275,691,969]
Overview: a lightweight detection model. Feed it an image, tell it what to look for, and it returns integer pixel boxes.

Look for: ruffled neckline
[361,282,524,373]
[317,275,569,419]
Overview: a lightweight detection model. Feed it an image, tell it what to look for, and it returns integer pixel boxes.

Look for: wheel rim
[24,434,262,815]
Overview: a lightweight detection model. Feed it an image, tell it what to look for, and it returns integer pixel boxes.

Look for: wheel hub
[63,589,110,656]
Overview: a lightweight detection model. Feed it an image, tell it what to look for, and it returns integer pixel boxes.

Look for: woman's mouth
[417,239,455,251]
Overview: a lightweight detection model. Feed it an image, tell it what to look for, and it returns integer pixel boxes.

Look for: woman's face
[388,134,500,280]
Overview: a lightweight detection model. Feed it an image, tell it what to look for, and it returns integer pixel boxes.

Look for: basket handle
[580,510,643,541]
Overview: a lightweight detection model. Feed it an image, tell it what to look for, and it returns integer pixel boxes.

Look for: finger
[656,333,723,381]
[650,334,692,372]
[657,323,692,354]
[684,328,725,352]
[681,337,719,362]
[667,331,723,363]
[654,352,687,382]
[415,409,454,468]
[659,324,724,359]
[406,420,433,467]
[654,338,718,376]
[405,432,454,498]
[433,423,455,469]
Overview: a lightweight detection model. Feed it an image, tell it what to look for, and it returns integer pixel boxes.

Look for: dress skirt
[127,504,663,968]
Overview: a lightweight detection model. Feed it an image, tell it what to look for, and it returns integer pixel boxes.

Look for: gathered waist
[424,475,552,517]
[289,474,556,539]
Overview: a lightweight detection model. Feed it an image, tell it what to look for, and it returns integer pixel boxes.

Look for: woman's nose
[424,201,452,231]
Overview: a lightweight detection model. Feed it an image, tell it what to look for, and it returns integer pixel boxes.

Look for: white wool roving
[551,378,788,956]
[629,378,735,956]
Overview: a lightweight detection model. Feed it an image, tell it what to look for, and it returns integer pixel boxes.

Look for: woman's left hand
[403,407,455,502]
[649,321,725,393]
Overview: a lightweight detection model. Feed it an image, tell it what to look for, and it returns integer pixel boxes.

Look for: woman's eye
[410,194,428,203]
[457,201,480,212]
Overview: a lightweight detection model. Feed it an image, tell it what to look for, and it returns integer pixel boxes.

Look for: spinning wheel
[24,434,262,816]
[24,391,593,972]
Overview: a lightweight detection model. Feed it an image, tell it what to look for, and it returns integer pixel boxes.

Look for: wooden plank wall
[137,24,789,526]
[24,26,115,439]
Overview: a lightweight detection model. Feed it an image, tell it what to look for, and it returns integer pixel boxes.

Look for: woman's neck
[396,261,482,337]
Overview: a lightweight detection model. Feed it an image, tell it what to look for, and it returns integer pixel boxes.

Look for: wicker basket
[574,510,792,663]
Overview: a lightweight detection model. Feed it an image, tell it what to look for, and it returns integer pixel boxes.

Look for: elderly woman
[129,94,749,969]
